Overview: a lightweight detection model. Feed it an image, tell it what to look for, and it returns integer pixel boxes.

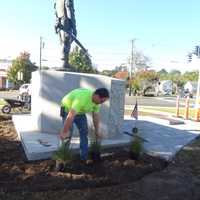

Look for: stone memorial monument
[12,1,129,161]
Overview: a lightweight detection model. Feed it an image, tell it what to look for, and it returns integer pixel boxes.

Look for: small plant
[129,132,147,160]
[52,140,72,171]
[89,138,102,162]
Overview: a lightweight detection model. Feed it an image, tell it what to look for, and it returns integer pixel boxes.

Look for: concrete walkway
[13,114,200,161]
[123,115,200,160]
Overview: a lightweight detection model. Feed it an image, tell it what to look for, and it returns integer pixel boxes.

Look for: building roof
[113,71,129,80]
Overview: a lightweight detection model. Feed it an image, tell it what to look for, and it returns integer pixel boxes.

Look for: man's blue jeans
[62,112,88,160]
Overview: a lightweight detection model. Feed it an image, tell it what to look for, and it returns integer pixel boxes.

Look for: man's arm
[60,109,76,140]
[92,112,100,138]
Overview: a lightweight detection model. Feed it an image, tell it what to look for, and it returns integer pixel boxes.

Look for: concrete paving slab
[13,114,131,160]
[13,114,200,161]
[20,132,59,160]
[123,116,200,160]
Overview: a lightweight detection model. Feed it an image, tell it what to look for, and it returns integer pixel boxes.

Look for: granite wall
[31,70,125,139]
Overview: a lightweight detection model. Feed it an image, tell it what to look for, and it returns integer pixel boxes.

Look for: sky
[1,0,200,72]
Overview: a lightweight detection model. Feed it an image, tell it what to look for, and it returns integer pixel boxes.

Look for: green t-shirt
[61,88,100,114]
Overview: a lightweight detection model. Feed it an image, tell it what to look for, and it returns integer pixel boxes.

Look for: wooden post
[184,96,190,120]
[175,95,180,117]
[194,59,200,121]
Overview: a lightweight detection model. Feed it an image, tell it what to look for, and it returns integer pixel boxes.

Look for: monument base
[13,115,200,161]
[13,114,131,161]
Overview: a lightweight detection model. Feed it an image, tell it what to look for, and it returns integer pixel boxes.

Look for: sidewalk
[123,115,200,160]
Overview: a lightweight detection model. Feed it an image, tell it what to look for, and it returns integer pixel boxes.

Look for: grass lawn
[140,106,196,119]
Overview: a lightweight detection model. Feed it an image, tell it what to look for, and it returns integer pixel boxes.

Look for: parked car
[19,83,31,96]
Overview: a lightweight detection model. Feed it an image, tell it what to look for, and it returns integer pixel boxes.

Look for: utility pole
[129,39,134,96]
[39,36,45,70]
[194,46,200,121]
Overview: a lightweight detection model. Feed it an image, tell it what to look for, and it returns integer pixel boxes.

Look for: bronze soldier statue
[54,0,77,70]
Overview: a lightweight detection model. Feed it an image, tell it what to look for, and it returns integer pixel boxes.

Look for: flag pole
[131,97,138,133]
[134,98,138,129]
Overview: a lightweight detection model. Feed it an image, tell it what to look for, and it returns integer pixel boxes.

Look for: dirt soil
[0,114,200,200]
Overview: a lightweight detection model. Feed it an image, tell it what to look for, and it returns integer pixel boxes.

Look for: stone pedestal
[13,70,127,160]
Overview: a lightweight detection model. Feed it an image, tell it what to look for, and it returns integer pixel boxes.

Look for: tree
[131,78,140,95]
[157,69,169,80]
[128,50,150,72]
[69,46,96,73]
[182,70,198,82]
[7,51,38,87]
[132,69,159,95]
[41,66,50,70]
[100,70,116,77]
[167,70,183,94]
[134,51,150,70]
[169,70,181,77]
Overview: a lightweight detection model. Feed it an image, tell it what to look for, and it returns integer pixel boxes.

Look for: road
[0,90,19,100]
[125,95,195,108]
[0,91,195,108]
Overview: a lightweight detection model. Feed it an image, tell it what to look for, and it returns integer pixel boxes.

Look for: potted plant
[52,140,72,172]
[89,138,102,162]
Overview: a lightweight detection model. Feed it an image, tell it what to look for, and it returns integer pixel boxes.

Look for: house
[0,59,13,89]
[184,81,197,94]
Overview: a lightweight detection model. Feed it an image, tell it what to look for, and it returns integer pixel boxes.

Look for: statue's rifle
[69,33,91,58]
[55,24,90,58]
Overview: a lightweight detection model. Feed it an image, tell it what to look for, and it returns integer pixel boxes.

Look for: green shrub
[129,133,147,159]
[52,141,72,163]
[130,136,143,155]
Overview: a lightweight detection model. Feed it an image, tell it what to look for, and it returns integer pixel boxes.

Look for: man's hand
[59,131,70,148]
[60,109,76,140]
[92,112,100,137]
[59,130,70,140]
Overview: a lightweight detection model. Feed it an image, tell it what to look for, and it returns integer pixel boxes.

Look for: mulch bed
[1,114,200,200]
[0,114,167,195]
